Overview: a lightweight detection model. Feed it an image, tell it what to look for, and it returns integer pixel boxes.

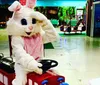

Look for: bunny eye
[32,18,36,24]
[21,18,27,25]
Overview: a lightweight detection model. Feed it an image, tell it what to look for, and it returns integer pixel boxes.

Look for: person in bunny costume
[6,0,58,85]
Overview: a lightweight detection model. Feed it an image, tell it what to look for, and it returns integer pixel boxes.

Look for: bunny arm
[33,11,59,44]
[42,20,59,44]
[11,36,42,73]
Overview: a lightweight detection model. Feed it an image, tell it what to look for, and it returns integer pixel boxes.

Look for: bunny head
[6,0,46,37]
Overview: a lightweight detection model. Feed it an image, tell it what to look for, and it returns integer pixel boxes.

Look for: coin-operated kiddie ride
[0,53,69,85]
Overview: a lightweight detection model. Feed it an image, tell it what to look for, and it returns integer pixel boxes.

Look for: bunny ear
[26,0,36,8]
[8,1,22,12]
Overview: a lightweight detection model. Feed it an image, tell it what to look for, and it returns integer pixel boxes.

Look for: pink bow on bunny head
[8,0,37,12]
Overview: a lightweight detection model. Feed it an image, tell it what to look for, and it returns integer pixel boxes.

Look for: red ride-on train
[0,53,69,85]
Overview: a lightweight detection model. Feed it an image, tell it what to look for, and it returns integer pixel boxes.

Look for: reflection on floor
[0,29,100,85]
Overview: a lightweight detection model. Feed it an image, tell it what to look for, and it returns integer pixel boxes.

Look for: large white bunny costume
[6,0,58,85]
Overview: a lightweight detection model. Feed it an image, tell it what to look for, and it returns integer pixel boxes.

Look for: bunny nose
[29,26,33,30]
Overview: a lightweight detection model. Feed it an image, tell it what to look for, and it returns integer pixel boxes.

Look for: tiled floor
[0,29,100,85]
[45,35,100,85]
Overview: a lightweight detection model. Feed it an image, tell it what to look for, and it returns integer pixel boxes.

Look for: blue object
[60,82,69,85]
[41,80,48,85]
[58,77,64,82]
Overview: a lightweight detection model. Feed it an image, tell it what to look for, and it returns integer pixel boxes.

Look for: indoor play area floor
[0,28,100,85]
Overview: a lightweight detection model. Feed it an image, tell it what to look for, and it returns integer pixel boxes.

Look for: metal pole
[8,36,12,56]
